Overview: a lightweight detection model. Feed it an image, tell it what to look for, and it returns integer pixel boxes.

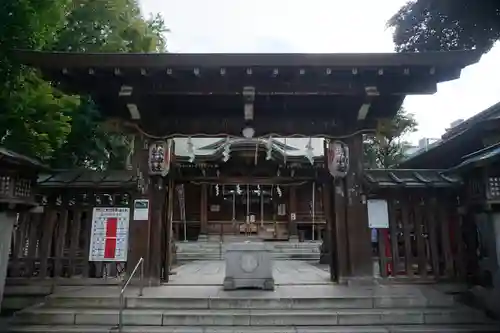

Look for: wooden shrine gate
[16,50,479,285]
[363,169,467,282]
[6,170,165,283]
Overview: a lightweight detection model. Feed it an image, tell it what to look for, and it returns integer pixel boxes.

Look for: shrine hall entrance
[173,179,327,243]
[221,184,282,237]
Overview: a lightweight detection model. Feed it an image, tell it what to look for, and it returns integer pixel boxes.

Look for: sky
[140,0,500,144]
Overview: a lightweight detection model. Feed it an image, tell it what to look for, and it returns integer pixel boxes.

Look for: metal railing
[118,257,145,332]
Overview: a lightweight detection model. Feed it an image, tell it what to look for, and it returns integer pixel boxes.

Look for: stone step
[177,243,320,247]
[44,295,457,310]
[177,250,320,253]
[176,256,320,261]
[176,249,320,254]
[6,325,500,333]
[176,254,320,259]
[12,308,491,326]
[176,243,320,248]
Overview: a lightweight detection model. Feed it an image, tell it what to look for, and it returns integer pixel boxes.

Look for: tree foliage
[1,0,167,169]
[0,0,71,160]
[0,0,68,83]
[364,108,417,168]
[51,0,167,53]
[388,0,500,53]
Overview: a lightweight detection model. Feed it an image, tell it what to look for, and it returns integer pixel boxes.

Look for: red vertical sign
[104,217,117,259]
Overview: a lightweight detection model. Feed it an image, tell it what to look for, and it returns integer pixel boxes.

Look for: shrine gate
[14,50,479,286]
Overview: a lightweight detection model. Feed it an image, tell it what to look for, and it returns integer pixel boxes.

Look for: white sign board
[133,199,149,221]
[89,207,130,262]
[367,199,389,229]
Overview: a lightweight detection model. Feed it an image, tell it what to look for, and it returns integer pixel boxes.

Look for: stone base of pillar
[0,212,16,312]
[288,235,299,242]
[346,276,377,286]
[197,234,209,242]
[319,237,330,264]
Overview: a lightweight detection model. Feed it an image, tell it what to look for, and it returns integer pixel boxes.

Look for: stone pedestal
[319,238,330,264]
[197,234,209,242]
[0,212,16,311]
[223,241,274,291]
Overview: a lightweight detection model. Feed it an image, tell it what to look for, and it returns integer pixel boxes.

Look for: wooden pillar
[127,135,150,278]
[200,184,208,235]
[147,176,167,285]
[288,186,298,238]
[324,140,348,281]
[333,179,349,281]
[345,134,372,278]
[321,179,335,278]
[164,177,174,281]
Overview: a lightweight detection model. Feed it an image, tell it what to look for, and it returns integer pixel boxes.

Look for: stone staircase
[176,238,321,263]
[4,284,499,332]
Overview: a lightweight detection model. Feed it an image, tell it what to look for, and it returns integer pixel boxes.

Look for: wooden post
[147,176,167,285]
[401,197,414,277]
[321,179,336,280]
[288,186,298,239]
[333,179,349,281]
[427,196,441,278]
[345,134,372,278]
[127,135,150,277]
[440,200,454,277]
[388,197,400,276]
[200,184,208,235]
[164,177,175,281]
[414,195,428,277]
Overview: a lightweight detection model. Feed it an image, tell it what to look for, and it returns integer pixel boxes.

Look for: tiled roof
[364,169,462,188]
[0,147,48,170]
[453,142,500,171]
[37,170,138,188]
[398,101,500,168]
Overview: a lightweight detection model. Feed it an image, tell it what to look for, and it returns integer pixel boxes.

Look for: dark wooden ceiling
[16,50,481,137]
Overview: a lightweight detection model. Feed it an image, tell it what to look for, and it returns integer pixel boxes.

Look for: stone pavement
[6,260,499,332]
[169,260,331,285]
[45,260,462,303]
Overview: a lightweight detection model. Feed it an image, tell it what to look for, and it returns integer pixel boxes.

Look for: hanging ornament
[256,184,261,196]
[222,136,231,162]
[236,184,242,195]
[187,136,195,163]
[266,135,273,160]
[276,185,282,198]
[148,140,173,176]
[215,184,220,196]
[305,137,314,165]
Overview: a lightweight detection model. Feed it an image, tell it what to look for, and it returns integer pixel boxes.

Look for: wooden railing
[8,191,132,281]
[375,194,465,280]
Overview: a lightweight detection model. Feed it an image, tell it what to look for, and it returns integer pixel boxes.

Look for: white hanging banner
[367,199,389,229]
[89,207,130,262]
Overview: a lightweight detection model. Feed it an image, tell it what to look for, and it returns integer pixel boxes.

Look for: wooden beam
[135,117,378,138]
[178,176,315,184]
